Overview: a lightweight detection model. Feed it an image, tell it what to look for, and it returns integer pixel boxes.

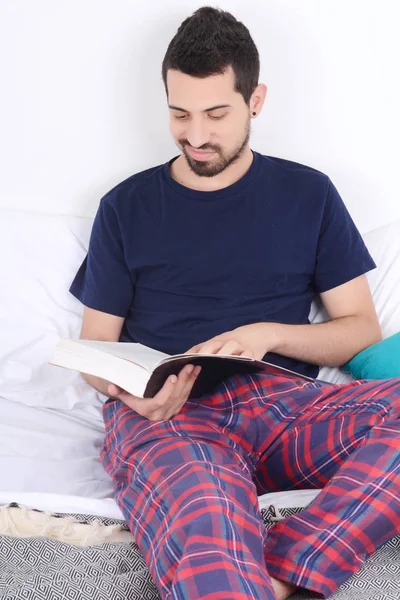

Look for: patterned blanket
[0,504,399,599]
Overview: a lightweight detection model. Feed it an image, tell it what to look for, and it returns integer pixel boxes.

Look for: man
[70,6,400,600]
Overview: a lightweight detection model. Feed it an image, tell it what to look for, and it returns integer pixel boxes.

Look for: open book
[49,339,314,399]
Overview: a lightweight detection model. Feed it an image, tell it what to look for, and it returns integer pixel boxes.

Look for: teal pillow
[342,331,400,380]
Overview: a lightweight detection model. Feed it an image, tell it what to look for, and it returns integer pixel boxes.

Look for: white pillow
[0,208,103,414]
[313,220,400,383]
[1,208,399,410]
[362,220,400,338]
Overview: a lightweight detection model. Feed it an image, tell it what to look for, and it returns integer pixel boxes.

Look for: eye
[173,114,226,121]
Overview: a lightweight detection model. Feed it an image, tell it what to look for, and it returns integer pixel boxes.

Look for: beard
[178,120,251,178]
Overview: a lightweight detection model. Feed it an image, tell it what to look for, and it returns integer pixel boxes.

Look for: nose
[186,120,210,150]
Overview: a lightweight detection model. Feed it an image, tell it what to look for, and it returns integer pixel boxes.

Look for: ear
[251,83,268,115]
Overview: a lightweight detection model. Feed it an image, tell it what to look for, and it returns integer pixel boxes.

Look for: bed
[1,207,399,599]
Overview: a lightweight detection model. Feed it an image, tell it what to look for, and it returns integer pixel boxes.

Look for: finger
[152,372,180,400]
[148,366,199,421]
[193,340,226,355]
[185,331,235,354]
[108,383,123,396]
[172,363,196,393]
[138,364,202,419]
[161,365,201,419]
[149,368,188,406]
[216,341,244,356]
[175,364,202,399]
[116,390,145,409]
[184,344,201,354]
[108,384,142,403]
[159,364,199,405]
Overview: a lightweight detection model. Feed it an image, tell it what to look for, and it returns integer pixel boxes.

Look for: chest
[128,199,318,295]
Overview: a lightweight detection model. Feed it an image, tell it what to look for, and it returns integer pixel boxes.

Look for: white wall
[1,0,399,232]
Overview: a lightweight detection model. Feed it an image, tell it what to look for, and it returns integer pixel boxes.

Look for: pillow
[342,331,400,380]
[361,220,400,339]
[0,208,104,416]
[311,219,400,384]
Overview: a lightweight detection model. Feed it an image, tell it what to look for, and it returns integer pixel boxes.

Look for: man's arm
[266,274,382,367]
[78,306,125,397]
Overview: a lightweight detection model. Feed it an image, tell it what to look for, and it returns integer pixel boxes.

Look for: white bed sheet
[0,489,321,520]
[0,395,321,519]
[0,396,114,499]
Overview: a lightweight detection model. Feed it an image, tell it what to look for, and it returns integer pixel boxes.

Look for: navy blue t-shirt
[70,150,376,378]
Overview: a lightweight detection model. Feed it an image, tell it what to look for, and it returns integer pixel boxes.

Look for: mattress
[0,395,321,518]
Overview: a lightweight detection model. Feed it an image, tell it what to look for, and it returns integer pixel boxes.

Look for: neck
[171,146,254,192]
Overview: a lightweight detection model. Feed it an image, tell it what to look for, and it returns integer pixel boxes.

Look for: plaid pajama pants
[101,372,400,600]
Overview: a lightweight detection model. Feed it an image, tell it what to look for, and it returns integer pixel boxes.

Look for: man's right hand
[107,363,202,421]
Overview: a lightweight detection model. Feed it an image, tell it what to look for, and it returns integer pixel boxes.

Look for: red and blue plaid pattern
[101,373,400,599]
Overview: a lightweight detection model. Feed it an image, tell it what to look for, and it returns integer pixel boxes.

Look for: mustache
[182,143,218,153]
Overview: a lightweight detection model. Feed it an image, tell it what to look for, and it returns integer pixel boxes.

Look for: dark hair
[161,6,260,106]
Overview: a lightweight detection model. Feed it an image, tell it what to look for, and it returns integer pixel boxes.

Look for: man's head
[161,6,267,178]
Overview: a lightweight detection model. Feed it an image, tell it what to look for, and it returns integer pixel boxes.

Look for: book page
[76,340,170,372]
[156,352,255,368]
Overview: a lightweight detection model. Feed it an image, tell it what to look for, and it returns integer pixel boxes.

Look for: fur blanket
[0,502,133,547]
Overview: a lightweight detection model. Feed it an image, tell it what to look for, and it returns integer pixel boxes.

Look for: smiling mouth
[187,147,216,160]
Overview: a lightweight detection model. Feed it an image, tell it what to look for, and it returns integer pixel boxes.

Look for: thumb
[108,383,123,397]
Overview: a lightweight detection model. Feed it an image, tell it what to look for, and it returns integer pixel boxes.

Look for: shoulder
[255,152,336,221]
[99,161,165,213]
[258,152,331,191]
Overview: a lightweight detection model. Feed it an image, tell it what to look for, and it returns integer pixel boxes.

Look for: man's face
[167,65,251,177]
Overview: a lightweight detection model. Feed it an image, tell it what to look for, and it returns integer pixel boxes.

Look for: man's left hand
[185,323,277,361]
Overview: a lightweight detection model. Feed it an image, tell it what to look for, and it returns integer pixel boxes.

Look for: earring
[252,112,256,116]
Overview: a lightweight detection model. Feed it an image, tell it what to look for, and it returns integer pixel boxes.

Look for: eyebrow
[168,104,232,113]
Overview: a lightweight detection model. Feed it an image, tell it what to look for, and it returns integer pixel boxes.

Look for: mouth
[187,147,216,161]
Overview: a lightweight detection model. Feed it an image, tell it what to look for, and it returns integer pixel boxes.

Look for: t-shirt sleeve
[69,197,134,317]
[313,179,376,293]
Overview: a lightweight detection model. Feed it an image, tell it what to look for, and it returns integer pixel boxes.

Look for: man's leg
[251,376,400,599]
[101,396,278,600]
